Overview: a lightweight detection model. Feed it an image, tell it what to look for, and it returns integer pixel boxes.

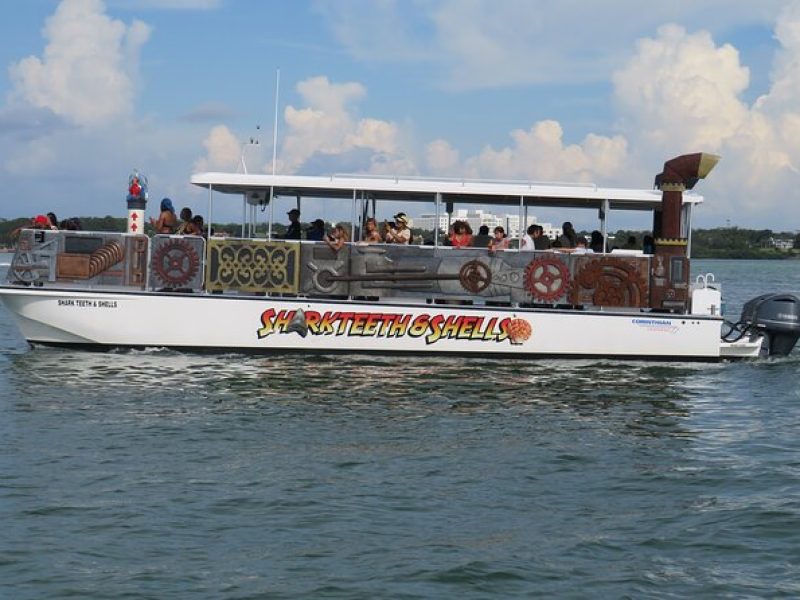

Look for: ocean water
[1,257,799,599]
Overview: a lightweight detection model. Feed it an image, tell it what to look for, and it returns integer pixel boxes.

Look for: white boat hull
[0,286,761,360]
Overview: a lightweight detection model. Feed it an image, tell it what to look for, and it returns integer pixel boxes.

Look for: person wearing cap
[9,214,52,239]
[305,218,325,241]
[284,208,302,240]
[384,212,411,244]
[33,214,52,229]
[150,197,177,234]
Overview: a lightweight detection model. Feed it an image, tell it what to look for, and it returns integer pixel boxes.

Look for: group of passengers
[445,221,510,252]
[11,212,82,238]
[449,221,653,254]
[536,223,654,254]
[278,209,413,247]
[193,205,655,255]
[150,199,207,236]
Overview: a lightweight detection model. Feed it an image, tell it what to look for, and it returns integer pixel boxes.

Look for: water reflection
[6,347,725,441]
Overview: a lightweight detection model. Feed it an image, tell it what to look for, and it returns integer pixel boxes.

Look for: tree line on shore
[0,216,797,259]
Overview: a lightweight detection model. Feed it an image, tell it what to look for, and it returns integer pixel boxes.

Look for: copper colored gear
[152,239,200,286]
[572,257,647,307]
[459,260,492,293]
[523,256,570,302]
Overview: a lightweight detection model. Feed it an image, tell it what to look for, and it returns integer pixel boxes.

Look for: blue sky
[1,0,799,231]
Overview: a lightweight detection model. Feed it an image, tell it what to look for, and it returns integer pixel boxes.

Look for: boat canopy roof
[190,172,703,211]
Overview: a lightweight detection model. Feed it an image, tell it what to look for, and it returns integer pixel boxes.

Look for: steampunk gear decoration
[459,260,492,293]
[151,238,201,287]
[570,257,648,307]
[523,256,570,302]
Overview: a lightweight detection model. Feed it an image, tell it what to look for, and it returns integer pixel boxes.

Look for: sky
[0,0,799,231]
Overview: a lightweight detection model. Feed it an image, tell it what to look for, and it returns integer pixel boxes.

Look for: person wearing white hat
[384,212,411,244]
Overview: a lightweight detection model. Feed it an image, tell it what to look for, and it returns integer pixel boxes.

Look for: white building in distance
[413,209,559,239]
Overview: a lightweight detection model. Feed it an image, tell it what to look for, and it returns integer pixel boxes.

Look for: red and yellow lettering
[257,308,276,338]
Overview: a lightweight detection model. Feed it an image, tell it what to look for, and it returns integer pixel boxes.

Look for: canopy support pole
[434,193,441,247]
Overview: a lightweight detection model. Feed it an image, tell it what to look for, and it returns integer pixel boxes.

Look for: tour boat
[1,153,798,360]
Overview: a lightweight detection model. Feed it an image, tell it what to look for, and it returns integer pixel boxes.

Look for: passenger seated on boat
[489,226,510,252]
[189,214,205,236]
[555,236,591,254]
[449,220,473,248]
[573,237,592,254]
[590,230,605,253]
[306,219,326,241]
[283,208,302,240]
[325,223,350,252]
[9,214,51,239]
[534,225,551,250]
[471,225,491,248]
[59,217,83,231]
[47,213,59,230]
[176,207,196,234]
[558,221,577,248]
[384,213,411,244]
[150,198,178,234]
[362,217,383,243]
[520,224,536,252]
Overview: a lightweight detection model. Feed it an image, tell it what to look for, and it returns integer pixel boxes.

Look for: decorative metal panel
[149,235,205,291]
[569,255,650,308]
[206,239,300,293]
[7,230,59,284]
[7,230,148,290]
[300,244,350,296]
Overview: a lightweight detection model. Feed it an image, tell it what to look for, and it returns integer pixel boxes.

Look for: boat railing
[6,229,671,311]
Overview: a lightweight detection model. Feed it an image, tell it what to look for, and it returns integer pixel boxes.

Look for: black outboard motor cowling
[739,293,800,356]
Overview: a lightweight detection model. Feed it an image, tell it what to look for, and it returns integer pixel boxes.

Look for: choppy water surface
[1,259,799,598]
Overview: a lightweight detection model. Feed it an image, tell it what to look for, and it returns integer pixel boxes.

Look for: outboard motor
[738,293,800,356]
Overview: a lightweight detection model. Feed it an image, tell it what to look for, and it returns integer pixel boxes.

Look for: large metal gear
[459,260,492,293]
[151,239,200,287]
[571,257,648,307]
[523,256,570,302]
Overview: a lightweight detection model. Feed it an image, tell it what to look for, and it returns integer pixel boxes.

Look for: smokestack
[655,153,719,239]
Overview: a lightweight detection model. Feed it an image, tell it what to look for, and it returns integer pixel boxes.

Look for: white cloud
[425,139,460,175]
[280,76,408,174]
[461,120,628,182]
[193,125,241,172]
[612,24,750,153]
[8,0,151,127]
[610,16,800,223]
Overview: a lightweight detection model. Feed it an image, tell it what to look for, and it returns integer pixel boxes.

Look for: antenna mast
[272,68,280,176]
[268,68,280,240]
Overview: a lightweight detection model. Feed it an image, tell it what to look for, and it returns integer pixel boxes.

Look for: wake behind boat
[1,152,798,360]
